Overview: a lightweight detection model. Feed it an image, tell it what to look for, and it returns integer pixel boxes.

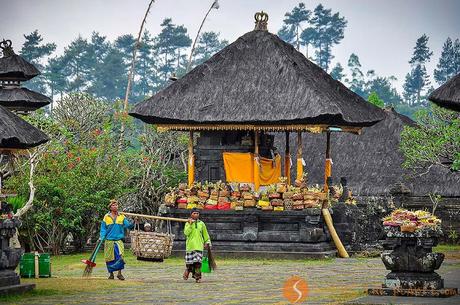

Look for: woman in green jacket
[183,208,211,283]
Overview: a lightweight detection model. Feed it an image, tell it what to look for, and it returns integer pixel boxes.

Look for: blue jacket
[100,213,134,241]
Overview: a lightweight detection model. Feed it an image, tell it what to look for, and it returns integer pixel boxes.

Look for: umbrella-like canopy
[429,73,460,112]
[0,40,40,82]
[130,29,385,129]
[0,87,51,112]
[0,105,49,150]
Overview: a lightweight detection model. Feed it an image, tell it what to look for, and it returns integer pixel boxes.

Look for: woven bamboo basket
[131,221,174,259]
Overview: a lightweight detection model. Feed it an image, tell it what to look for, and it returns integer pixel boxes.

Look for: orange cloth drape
[223,152,281,186]
[324,158,332,192]
[296,158,303,182]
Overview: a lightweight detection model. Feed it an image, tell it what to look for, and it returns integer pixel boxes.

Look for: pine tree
[330,63,345,81]
[91,48,127,101]
[278,25,296,45]
[280,3,310,50]
[155,18,192,84]
[134,31,155,99]
[366,76,401,106]
[308,4,347,72]
[20,30,56,94]
[454,39,460,76]
[300,27,316,58]
[61,36,91,92]
[345,53,366,97]
[403,34,433,105]
[193,31,228,66]
[43,56,68,102]
[434,37,458,85]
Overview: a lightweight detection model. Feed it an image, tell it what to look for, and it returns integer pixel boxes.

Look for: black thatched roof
[429,73,460,112]
[280,108,460,197]
[0,53,40,81]
[131,30,385,128]
[0,87,51,111]
[0,105,49,149]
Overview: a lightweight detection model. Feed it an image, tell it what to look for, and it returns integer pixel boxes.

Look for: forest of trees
[11,2,460,118]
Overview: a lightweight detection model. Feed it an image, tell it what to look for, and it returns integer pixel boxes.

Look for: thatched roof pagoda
[295,108,460,197]
[130,11,385,196]
[131,17,384,131]
[0,39,50,112]
[0,87,51,112]
[429,73,460,112]
[0,40,40,81]
[0,105,49,150]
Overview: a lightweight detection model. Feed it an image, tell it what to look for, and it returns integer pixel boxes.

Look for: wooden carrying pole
[284,131,291,185]
[253,131,260,191]
[188,131,195,187]
[296,131,303,182]
[121,212,189,223]
[324,131,332,192]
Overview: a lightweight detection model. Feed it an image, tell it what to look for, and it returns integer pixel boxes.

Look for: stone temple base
[0,270,35,296]
[367,271,458,298]
[384,271,444,290]
[368,287,458,298]
[0,283,35,296]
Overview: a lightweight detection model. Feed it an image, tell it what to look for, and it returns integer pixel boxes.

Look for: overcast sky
[2,0,460,91]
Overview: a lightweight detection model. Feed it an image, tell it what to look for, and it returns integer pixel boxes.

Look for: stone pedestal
[368,227,458,297]
[0,216,35,296]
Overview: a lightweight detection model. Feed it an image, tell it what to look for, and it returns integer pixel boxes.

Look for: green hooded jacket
[184,220,211,252]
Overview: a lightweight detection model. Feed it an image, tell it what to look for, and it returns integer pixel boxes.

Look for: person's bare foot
[183,270,190,280]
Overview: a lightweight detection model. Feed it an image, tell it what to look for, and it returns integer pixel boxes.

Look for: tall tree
[345,53,366,97]
[43,56,68,102]
[300,27,316,58]
[403,34,433,106]
[133,30,155,99]
[155,18,191,83]
[91,48,127,101]
[61,36,91,92]
[366,76,401,106]
[280,3,310,50]
[278,25,296,45]
[308,4,347,71]
[434,37,460,85]
[86,32,111,87]
[330,63,345,81]
[20,30,56,93]
[193,31,228,66]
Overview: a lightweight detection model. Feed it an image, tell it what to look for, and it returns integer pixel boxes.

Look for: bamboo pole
[118,0,155,150]
[121,212,189,223]
[296,131,303,182]
[186,1,220,73]
[285,131,291,185]
[188,131,195,187]
[322,208,349,258]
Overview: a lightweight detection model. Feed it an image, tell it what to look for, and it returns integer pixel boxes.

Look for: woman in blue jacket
[100,199,134,280]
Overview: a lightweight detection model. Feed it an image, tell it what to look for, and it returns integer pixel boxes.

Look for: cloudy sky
[2,0,459,91]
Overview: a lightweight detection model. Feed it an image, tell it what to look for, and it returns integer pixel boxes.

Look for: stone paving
[5,258,460,305]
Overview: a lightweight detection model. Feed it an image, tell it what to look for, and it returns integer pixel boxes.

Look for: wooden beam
[285,131,291,185]
[253,130,260,191]
[188,131,195,187]
[296,131,303,182]
[324,131,332,192]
